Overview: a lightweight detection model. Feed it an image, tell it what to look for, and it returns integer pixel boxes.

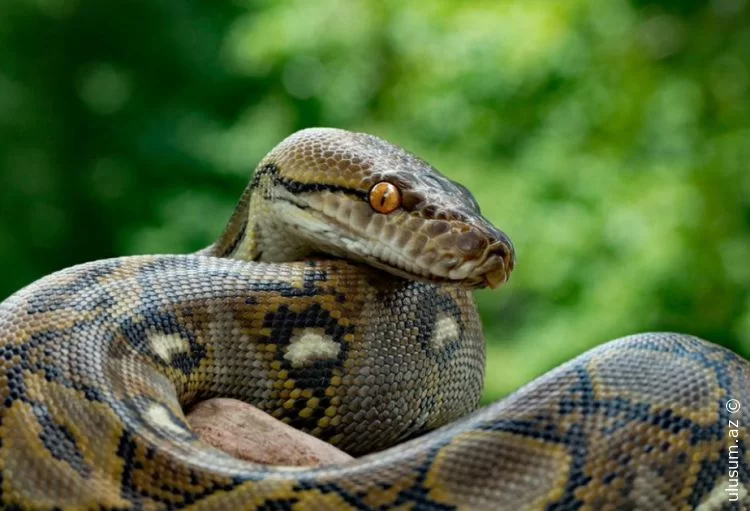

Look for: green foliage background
[1,0,749,402]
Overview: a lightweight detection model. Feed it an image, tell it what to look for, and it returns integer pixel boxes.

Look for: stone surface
[186,398,353,466]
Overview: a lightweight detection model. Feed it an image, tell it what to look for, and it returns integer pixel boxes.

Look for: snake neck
[200,182,253,259]
[203,167,312,262]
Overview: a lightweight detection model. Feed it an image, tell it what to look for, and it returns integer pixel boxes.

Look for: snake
[0,128,748,510]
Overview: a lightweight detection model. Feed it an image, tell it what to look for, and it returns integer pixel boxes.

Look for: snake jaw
[261,187,516,289]
[283,203,515,289]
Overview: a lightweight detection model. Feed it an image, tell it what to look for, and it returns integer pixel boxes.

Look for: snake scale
[0,128,748,510]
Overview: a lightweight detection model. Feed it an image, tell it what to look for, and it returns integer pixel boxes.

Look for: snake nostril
[489,243,505,262]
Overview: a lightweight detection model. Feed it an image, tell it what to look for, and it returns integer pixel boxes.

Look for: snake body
[0,128,748,510]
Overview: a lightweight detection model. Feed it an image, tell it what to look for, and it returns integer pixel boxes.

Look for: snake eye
[369,182,402,214]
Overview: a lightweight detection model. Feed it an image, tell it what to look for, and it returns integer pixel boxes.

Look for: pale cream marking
[149,333,190,362]
[145,403,191,437]
[284,329,340,367]
[631,468,673,510]
[696,478,748,510]
[431,315,459,350]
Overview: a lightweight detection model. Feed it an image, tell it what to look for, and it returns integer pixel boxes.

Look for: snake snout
[430,223,515,289]
[494,231,515,272]
[469,228,514,289]
[483,239,515,289]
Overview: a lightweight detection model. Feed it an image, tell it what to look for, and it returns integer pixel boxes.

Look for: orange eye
[369,182,402,214]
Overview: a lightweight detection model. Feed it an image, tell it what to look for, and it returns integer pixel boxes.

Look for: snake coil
[0,128,747,510]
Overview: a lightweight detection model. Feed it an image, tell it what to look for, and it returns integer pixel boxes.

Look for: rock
[186,398,353,467]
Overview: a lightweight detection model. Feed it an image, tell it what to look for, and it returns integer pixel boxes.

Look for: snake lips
[237,128,515,289]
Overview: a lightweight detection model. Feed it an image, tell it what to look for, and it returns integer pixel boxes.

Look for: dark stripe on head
[252,163,368,201]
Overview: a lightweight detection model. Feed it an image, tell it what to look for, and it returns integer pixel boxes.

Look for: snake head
[248,128,515,289]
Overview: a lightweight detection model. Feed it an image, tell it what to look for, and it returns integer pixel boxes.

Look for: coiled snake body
[0,128,748,510]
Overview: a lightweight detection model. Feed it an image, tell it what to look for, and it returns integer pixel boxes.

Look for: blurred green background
[1,0,749,403]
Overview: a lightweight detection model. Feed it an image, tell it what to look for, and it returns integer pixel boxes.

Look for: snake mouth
[279,191,515,289]
[457,239,514,290]
[357,235,514,290]
[404,227,515,290]
[353,223,514,290]
[479,239,515,289]
[483,268,508,289]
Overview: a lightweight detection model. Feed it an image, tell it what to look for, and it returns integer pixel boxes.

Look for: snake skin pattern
[0,128,748,510]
